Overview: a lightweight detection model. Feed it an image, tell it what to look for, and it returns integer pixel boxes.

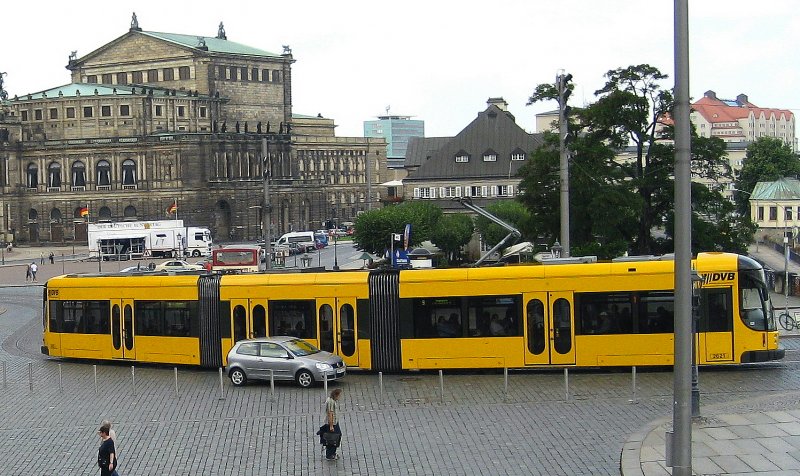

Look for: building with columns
[0,17,387,244]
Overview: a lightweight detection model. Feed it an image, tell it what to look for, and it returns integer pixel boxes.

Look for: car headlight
[315,362,333,371]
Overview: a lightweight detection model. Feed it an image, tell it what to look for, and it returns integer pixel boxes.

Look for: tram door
[523,292,575,365]
[317,297,359,367]
[110,299,136,360]
[230,299,268,342]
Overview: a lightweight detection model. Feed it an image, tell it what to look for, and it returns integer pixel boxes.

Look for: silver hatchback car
[226,336,346,388]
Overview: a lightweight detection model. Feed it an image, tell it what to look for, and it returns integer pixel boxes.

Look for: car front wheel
[229,368,247,386]
[295,369,314,388]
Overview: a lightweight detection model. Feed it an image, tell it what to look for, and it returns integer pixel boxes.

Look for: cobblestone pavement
[2,275,800,474]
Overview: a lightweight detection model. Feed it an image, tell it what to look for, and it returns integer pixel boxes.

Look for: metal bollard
[439,369,444,403]
[269,369,275,401]
[28,362,33,392]
[503,367,509,401]
[61,254,65,274]
[379,371,384,404]
[564,368,569,402]
[630,366,638,404]
[218,367,225,400]
[58,364,63,393]
[94,365,98,395]
[323,372,328,399]
[174,367,179,398]
[131,366,136,396]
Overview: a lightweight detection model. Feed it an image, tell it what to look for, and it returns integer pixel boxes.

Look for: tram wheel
[229,368,247,386]
[295,369,314,388]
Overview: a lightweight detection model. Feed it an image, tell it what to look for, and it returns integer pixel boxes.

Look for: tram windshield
[739,269,775,331]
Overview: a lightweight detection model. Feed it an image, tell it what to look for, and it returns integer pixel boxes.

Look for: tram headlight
[315,362,333,371]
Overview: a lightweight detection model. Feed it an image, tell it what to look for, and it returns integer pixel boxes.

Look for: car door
[259,342,296,380]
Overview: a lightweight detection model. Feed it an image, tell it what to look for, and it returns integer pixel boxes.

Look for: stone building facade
[0,19,386,244]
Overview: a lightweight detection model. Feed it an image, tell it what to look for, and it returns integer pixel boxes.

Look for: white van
[274,231,317,252]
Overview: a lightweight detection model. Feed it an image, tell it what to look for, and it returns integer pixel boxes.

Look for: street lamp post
[177,233,182,258]
[785,234,790,318]
[97,239,102,272]
[551,240,562,258]
[333,232,339,271]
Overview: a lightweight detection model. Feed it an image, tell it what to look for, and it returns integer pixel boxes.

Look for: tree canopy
[521,64,752,257]
[352,201,441,255]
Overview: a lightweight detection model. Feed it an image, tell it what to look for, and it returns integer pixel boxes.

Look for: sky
[1,1,797,138]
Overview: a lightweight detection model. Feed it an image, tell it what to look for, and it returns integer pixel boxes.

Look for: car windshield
[284,338,319,357]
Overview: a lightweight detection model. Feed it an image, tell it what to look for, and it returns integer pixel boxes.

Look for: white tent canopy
[381,180,404,187]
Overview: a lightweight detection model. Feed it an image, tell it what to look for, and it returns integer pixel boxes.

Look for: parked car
[226,336,346,388]
[154,259,204,271]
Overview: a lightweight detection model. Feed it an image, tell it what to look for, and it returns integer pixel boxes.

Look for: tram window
[219,301,231,338]
[357,299,370,339]
[49,301,61,332]
[638,291,674,334]
[576,292,632,335]
[411,297,462,338]
[268,300,316,339]
[467,296,520,336]
[701,288,732,332]
[53,300,110,334]
[135,301,199,337]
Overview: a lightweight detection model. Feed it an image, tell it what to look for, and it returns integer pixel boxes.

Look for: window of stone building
[50,208,62,223]
[48,162,62,188]
[261,69,269,82]
[101,106,112,117]
[21,110,28,121]
[272,70,281,83]
[147,69,158,82]
[49,108,58,120]
[28,208,38,221]
[102,74,113,84]
[119,105,130,116]
[229,67,238,81]
[240,67,248,80]
[122,159,136,186]
[34,110,43,120]
[199,107,207,118]
[154,105,163,117]
[179,66,190,80]
[132,71,143,83]
[177,106,186,117]
[87,75,97,83]
[769,206,778,221]
[66,107,75,119]
[117,72,128,84]
[251,68,259,81]
[72,161,86,187]
[83,106,93,118]
[483,149,497,162]
[163,68,174,81]
[96,160,111,187]
[98,206,112,221]
[218,65,226,80]
[123,205,137,220]
[26,163,38,188]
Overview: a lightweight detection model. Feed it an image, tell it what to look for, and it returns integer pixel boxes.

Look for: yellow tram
[42,252,783,370]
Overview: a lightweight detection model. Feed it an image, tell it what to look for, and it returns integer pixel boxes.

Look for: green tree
[522,64,750,257]
[352,201,441,255]
[733,137,800,216]
[430,213,474,264]
[473,200,531,248]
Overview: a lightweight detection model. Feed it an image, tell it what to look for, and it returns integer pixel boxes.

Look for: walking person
[30,262,38,282]
[40,252,44,265]
[324,388,342,460]
[97,422,118,476]
[101,419,118,455]
[25,263,31,282]
[49,251,54,264]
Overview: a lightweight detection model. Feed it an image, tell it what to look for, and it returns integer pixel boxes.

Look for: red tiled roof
[692,95,793,124]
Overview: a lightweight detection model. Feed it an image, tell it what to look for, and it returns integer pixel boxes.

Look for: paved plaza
[1,245,800,475]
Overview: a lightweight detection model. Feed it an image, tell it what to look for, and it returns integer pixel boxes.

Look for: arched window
[28,208,38,221]
[96,160,111,186]
[73,207,84,219]
[99,206,112,221]
[48,162,62,188]
[123,205,137,219]
[50,208,62,223]
[26,163,38,188]
[71,161,86,187]
[122,159,136,186]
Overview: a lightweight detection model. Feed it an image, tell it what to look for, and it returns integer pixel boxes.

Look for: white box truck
[88,220,212,260]
[273,231,317,253]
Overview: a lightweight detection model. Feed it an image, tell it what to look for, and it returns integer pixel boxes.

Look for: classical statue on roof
[282,45,292,55]
[130,12,140,31]
[0,72,7,101]
[217,22,227,40]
